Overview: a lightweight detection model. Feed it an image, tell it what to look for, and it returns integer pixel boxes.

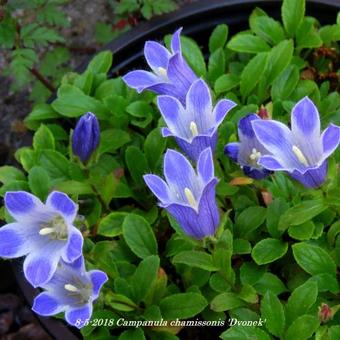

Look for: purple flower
[224,114,272,180]
[123,28,198,103]
[32,256,107,329]
[72,112,100,163]
[144,148,219,239]
[0,191,83,287]
[158,79,236,161]
[252,97,340,188]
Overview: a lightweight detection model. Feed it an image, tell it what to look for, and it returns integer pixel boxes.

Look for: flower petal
[62,227,83,263]
[186,79,213,132]
[289,161,328,188]
[0,223,34,258]
[224,142,240,162]
[213,99,236,126]
[23,243,62,287]
[144,174,171,203]
[65,304,93,329]
[238,114,260,139]
[243,166,271,180]
[197,148,214,183]
[166,178,219,239]
[123,70,160,93]
[157,95,191,140]
[176,132,218,161]
[167,53,197,102]
[4,191,45,223]
[258,155,286,171]
[164,149,200,200]
[171,27,182,54]
[32,292,64,316]
[321,123,340,160]
[291,96,320,139]
[89,270,108,299]
[46,191,77,223]
[252,119,303,171]
[144,41,171,72]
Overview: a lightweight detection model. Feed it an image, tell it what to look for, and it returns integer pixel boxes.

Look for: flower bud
[318,303,333,323]
[72,112,100,163]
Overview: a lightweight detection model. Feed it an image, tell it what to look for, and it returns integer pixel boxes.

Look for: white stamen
[184,187,197,209]
[64,284,78,292]
[157,67,167,77]
[189,121,199,137]
[292,145,309,166]
[39,227,55,235]
[249,148,261,163]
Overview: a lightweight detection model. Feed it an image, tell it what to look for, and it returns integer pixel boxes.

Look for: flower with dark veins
[32,256,107,329]
[144,148,219,239]
[123,28,198,103]
[0,191,83,287]
[158,79,236,161]
[225,114,272,179]
[252,96,340,188]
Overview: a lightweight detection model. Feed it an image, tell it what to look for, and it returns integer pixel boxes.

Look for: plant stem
[29,68,56,92]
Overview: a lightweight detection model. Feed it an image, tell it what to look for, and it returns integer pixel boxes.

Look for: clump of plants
[0,0,340,339]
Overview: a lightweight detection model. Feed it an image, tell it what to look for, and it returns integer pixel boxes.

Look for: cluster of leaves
[0,0,178,103]
[0,0,340,339]
[0,0,71,102]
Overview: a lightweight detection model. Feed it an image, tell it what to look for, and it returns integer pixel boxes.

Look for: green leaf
[292,242,336,276]
[28,166,50,201]
[254,273,287,296]
[0,166,25,184]
[251,16,285,45]
[233,239,251,255]
[240,262,266,286]
[264,39,294,85]
[251,238,288,265]
[329,325,340,340]
[52,84,110,118]
[180,36,206,76]
[235,206,266,237]
[220,327,270,340]
[266,198,289,238]
[98,129,131,154]
[281,0,305,37]
[55,180,93,195]
[271,64,299,101]
[126,101,153,128]
[33,124,55,150]
[21,24,64,47]
[285,280,318,325]
[122,214,158,259]
[261,291,285,337]
[118,328,145,340]
[227,34,270,53]
[209,24,228,53]
[172,251,219,271]
[125,146,149,187]
[285,315,319,340]
[278,199,326,230]
[87,51,112,74]
[144,128,166,170]
[296,18,322,49]
[38,149,70,179]
[160,293,207,320]
[288,221,314,241]
[214,74,239,95]
[210,292,245,312]
[208,48,226,82]
[97,212,128,237]
[107,293,138,312]
[240,52,268,97]
[132,255,160,303]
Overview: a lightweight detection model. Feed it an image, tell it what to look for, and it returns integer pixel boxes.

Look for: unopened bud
[318,303,333,323]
